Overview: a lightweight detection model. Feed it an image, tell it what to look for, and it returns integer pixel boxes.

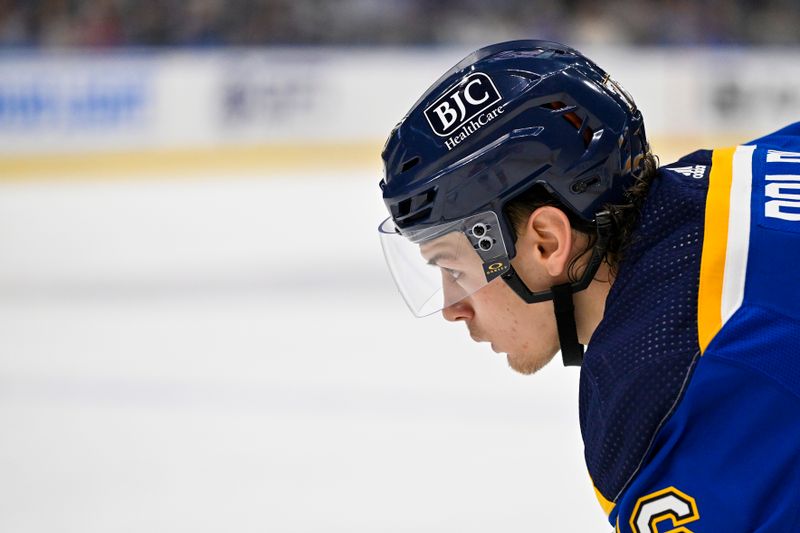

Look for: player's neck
[574,261,614,345]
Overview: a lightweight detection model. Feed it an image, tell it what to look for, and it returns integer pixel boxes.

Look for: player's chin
[505,352,540,375]
[505,351,554,375]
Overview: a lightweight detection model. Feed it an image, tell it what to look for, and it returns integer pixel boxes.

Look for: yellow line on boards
[0,141,384,181]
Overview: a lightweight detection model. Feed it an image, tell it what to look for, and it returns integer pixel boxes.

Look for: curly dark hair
[504,151,660,281]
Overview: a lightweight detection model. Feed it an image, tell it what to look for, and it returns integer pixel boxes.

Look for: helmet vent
[400,156,421,173]
[542,101,569,111]
[542,101,593,148]
[391,187,438,229]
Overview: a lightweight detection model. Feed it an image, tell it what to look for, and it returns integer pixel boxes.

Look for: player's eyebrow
[425,252,455,266]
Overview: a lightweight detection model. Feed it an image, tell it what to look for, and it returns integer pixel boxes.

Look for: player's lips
[467,324,502,353]
[468,330,502,353]
[468,327,486,343]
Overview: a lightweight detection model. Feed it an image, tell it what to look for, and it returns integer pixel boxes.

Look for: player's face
[437,205,583,375]
[439,251,560,375]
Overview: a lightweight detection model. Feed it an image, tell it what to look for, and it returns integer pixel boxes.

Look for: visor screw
[472,223,487,237]
[478,237,494,251]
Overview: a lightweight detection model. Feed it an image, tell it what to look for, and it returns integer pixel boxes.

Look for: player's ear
[520,206,574,278]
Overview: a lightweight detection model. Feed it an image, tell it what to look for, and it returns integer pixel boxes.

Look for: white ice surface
[0,169,607,532]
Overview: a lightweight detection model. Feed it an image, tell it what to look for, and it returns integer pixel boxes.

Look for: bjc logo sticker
[424,73,501,137]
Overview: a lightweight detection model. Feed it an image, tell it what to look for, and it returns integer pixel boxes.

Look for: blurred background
[0,1,798,532]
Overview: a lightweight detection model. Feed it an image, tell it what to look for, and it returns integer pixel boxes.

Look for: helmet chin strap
[551,283,584,366]
[500,212,613,367]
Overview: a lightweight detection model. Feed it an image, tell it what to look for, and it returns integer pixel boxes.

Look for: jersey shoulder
[698,123,800,397]
[698,121,800,331]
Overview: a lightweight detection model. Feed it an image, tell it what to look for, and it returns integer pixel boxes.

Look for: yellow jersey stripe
[697,145,755,353]
[698,147,736,352]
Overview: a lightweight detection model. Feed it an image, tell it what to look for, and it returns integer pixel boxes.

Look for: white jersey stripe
[721,145,755,323]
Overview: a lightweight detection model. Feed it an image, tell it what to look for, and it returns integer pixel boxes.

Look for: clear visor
[378,211,511,317]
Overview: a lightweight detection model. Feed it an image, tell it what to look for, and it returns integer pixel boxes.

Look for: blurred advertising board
[0,47,798,157]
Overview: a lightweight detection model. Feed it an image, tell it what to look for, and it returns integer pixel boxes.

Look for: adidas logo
[668,165,707,179]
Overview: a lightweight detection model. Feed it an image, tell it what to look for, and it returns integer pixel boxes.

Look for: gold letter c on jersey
[629,487,699,533]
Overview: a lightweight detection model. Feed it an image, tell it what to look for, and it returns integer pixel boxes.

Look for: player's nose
[442,299,473,322]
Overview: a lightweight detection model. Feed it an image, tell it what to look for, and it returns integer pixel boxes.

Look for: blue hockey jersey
[581,123,800,532]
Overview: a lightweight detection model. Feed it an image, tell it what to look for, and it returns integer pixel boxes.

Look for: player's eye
[442,267,463,281]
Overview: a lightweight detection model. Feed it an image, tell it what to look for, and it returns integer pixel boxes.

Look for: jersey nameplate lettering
[765,150,800,222]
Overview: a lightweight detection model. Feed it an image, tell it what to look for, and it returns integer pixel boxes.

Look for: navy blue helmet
[378,40,648,364]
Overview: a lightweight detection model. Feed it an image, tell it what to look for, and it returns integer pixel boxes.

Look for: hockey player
[378,40,800,532]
